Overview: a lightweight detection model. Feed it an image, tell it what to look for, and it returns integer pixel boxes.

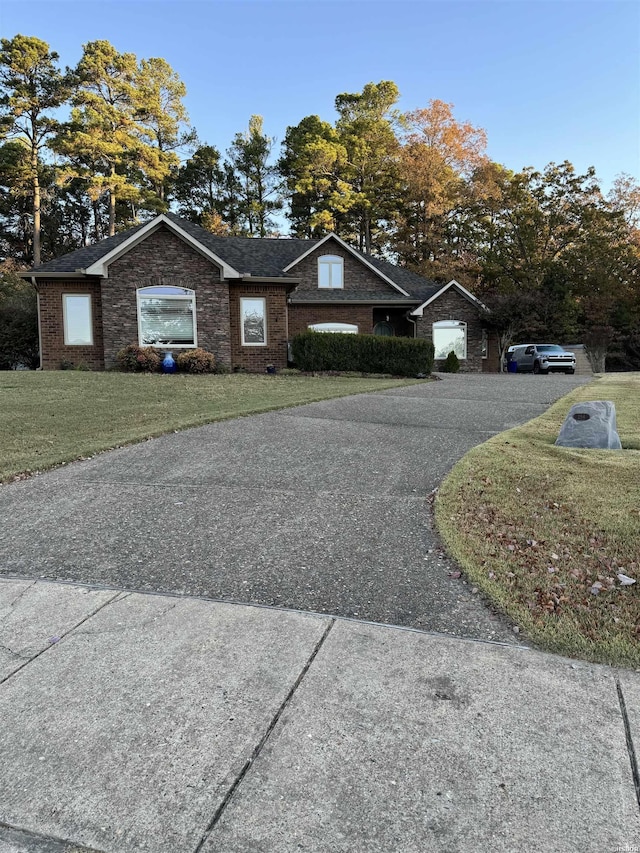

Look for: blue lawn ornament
[161,351,177,374]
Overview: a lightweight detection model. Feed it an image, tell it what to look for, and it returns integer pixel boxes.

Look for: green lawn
[0,370,422,483]
[436,373,640,668]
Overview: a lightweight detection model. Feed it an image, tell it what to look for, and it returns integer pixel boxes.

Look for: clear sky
[1,0,638,194]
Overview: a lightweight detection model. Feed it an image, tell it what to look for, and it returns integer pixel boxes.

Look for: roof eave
[288,297,418,305]
[19,270,93,279]
[234,275,301,288]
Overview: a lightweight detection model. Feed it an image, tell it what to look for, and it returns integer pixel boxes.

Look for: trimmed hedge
[290,332,434,377]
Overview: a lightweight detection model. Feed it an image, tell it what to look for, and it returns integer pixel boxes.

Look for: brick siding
[415,287,486,373]
[101,226,231,368]
[229,283,289,370]
[38,280,104,370]
[482,330,501,372]
[288,304,374,339]
[37,227,495,374]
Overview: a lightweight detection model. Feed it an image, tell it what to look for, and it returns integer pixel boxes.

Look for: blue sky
[1,0,638,193]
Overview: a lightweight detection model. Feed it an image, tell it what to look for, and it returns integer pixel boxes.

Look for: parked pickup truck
[508,344,576,374]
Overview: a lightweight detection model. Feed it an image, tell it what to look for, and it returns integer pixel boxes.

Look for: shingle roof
[30,213,442,302]
[163,214,317,277]
[31,220,150,274]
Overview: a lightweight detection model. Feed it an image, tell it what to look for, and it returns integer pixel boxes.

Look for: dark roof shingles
[32,213,441,303]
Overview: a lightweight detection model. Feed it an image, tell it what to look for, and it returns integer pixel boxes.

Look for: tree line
[1,34,639,369]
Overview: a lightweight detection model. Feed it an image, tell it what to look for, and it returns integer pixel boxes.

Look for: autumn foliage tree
[394,99,488,284]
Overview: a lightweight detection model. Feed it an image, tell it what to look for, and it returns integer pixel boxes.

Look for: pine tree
[227,115,282,236]
[0,34,69,265]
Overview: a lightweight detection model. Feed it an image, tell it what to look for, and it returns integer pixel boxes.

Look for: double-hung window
[137,286,197,348]
[318,255,344,289]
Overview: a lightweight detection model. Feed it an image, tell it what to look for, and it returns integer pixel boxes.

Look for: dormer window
[318,255,344,289]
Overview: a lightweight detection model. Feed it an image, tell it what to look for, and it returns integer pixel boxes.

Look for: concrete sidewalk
[1,578,638,853]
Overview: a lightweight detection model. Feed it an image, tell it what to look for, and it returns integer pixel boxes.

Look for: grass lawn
[436,372,640,668]
[0,370,423,483]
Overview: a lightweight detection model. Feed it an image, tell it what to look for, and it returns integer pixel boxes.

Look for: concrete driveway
[0,373,588,641]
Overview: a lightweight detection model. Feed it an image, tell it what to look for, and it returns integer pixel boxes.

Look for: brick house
[24,213,498,372]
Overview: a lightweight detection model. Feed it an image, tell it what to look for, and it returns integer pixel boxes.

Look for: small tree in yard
[441,350,460,373]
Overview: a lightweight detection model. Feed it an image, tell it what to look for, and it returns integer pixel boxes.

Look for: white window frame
[318,255,344,289]
[62,294,93,346]
[433,320,467,360]
[308,322,358,334]
[240,296,267,347]
[136,286,197,349]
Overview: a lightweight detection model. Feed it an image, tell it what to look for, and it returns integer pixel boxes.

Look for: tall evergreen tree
[226,115,281,236]
[173,144,225,223]
[54,40,143,236]
[278,115,347,238]
[133,56,195,208]
[0,34,69,265]
[334,80,401,254]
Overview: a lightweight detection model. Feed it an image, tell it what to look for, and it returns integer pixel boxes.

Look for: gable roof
[410,279,488,316]
[83,215,241,279]
[282,232,410,297]
[27,212,450,304]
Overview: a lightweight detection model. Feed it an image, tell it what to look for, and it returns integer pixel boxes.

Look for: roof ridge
[28,213,443,299]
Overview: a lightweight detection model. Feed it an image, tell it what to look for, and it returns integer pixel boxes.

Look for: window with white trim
[137,286,196,348]
[433,320,467,360]
[318,255,344,289]
[240,297,267,346]
[63,294,93,345]
[308,322,358,334]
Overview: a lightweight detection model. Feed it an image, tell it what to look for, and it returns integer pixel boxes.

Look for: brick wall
[38,280,104,370]
[415,287,486,373]
[289,239,400,297]
[229,283,289,370]
[101,226,231,368]
[288,304,374,339]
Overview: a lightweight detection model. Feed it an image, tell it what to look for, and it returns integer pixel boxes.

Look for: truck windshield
[537,345,564,353]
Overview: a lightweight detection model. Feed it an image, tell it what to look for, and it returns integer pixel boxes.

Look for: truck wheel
[533,362,547,375]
